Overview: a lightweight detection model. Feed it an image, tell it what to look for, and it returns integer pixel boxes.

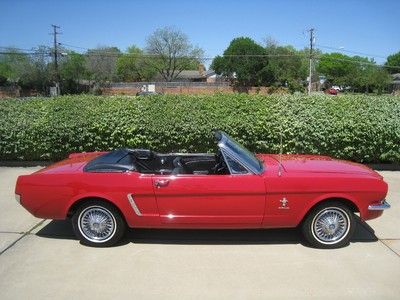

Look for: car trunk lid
[34,152,107,174]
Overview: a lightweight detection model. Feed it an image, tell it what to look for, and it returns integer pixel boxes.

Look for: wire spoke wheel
[78,206,116,243]
[311,207,350,244]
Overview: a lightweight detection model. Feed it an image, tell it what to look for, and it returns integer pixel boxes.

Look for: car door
[152,168,266,228]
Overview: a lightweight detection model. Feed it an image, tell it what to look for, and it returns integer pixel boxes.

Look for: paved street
[0,167,399,299]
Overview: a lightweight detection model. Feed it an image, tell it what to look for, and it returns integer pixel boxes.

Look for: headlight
[15,194,21,204]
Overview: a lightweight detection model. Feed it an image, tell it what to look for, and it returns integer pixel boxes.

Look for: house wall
[0,84,289,98]
[101,85,288,95]
[0,87,20,98]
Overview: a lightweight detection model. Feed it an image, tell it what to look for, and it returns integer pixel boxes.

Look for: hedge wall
[0,94,399,163]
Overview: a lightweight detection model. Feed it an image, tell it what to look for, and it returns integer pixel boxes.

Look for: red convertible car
[15,131,390,248]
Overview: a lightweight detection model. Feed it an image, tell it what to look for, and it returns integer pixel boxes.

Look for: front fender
[294,192,361,226]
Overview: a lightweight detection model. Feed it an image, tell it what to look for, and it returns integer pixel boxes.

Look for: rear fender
[64,192,129,221]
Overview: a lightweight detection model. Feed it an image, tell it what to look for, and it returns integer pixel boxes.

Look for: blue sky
[1,0,399,64]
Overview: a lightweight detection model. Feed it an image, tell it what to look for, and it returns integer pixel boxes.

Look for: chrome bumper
[368,200,391,211]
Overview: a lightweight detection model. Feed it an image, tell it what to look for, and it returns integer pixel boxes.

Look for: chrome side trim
[368,200,391,211]
[127,194,142,216]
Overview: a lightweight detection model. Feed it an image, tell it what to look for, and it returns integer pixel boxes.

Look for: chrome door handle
[155,179,169,188]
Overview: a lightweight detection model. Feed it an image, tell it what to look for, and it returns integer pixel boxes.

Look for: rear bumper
[368,200,391,211]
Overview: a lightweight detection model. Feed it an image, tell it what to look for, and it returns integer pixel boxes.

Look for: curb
[366,164,400,171]
[0,161,52,167]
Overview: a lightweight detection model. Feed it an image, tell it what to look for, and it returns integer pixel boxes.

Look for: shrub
[0,94,399,163]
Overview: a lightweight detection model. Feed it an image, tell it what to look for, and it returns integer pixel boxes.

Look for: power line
[0,46,37,52]
[1,50,399,70]
[58,42,88,50]
[0,51,52,56]
[315,44,387,59]
[0,51,305,59]
[2,43,397,68]
[0,46,52,55]
[318,55,400,70]
[0,42,396,64]
[55,43,400,70]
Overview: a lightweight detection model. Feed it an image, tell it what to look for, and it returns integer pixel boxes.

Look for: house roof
[152,70,206,81]
[205,69,216,77]
[177,70,205,79]
[392,73,400,84]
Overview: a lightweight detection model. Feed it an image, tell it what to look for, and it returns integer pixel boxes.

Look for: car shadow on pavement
[36,215,378,247]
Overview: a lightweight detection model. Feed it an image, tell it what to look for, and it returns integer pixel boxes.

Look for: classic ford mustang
[15,131,390,248]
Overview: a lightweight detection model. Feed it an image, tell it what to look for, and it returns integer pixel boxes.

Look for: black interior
[83,148,229,175]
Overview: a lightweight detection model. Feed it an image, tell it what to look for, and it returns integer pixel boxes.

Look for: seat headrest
[129,149,153,160]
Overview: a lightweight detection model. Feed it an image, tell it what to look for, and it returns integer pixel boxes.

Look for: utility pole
[308,28,314,95]
[51,24,61,96]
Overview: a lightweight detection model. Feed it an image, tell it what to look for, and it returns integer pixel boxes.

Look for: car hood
[35,152,106,174]
[260,154,381,178]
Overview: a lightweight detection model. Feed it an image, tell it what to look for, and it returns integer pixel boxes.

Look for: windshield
[218,132,264,174]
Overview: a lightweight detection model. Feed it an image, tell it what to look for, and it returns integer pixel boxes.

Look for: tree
[3,46,52,94]
[385,51,400,74]
[0,48,30,85]
[60,51,87,80]
[317,52,357,86]
[25,46,53,94]
[85,47,120,84]
[116,45,156,81]
[145,27,204,81]
[211,37,267,86]
[0,47,53,93]
[0,56,12,84]
[318,53,391,93]
[353,62,390,94]
[263,44,307,87]
[60,51,88,93]
[370,68,391,94]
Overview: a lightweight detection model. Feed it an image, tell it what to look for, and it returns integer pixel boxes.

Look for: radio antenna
[278,102,283,177]
[278,125,283,177]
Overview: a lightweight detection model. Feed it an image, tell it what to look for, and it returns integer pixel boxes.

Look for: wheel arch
[297,195,360,226]
[66,195,127,224]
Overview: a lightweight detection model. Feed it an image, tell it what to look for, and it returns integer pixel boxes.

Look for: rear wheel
[302,202,355,249]
[72,200,126,247]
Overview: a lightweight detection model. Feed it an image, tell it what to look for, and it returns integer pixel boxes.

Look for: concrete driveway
[0,167,399,299]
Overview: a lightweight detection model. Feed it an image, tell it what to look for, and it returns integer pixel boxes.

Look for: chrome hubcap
[312,208,350,244]
[78,206,116,243]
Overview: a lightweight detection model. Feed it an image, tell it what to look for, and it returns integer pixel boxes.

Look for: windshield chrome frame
[219,148,251,175]
[216,131,264,175]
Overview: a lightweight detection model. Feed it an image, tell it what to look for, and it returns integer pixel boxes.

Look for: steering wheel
[173,156,185,168]
[212,150,228,174]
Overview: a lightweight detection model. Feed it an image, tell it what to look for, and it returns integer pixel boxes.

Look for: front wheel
[302,202,355,249]
[72,200,126,247]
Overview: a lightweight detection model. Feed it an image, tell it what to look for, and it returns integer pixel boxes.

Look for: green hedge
[0,94,399,163]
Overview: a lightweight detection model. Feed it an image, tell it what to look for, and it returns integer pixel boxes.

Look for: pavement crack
[0,219,46,256]
[379,239,400,258]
